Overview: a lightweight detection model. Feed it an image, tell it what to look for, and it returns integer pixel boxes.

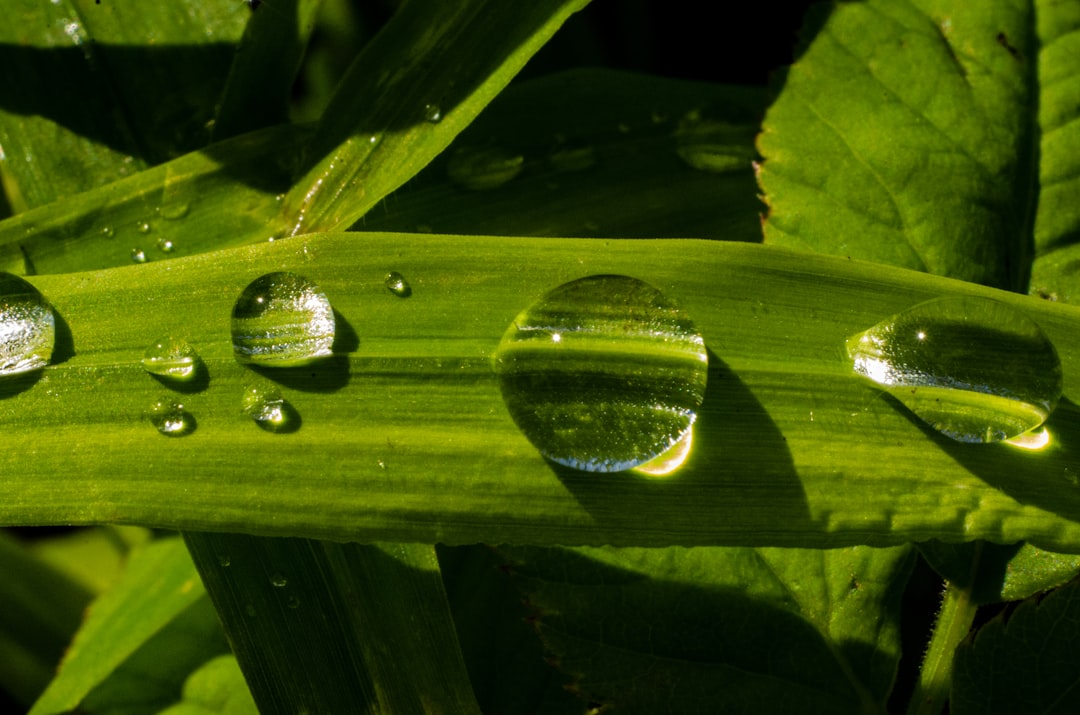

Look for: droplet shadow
[242,310,358,394]
[148,355,210,394]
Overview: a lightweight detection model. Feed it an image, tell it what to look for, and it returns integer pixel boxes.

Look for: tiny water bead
[241,384,290,432]
[846,297,1062,443]
[142,337,199,381]
[156,238,174,253]
[445,145,524,191]
[384,271,412,298]
[231,272,335,366]
[147,398,194,437]
[494,275,708,473]
[424,103,442,123]
[130,248,147,264]
[0,273,55,376]
[270,573,287,588]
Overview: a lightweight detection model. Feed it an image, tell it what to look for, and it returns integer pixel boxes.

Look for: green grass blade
[0,1,249,210]
[211,0,324,141]
[2,235,1080,550]
[361,69,764,241]
[184,534,480,714]
[283,0,591,235]
[30,538,207,715]
[757,0,1037,291]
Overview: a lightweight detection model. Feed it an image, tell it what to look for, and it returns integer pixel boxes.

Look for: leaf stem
[907,551,981,715]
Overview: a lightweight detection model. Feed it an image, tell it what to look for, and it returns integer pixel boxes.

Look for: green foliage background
[3,1,1080,713]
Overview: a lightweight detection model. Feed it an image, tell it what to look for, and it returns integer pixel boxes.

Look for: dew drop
[673,116,756,174]
[384,271,412,298]
[270,572,287,588]
[156,237,174,253]
[847,297,1062,443]
[159,203,190,220]
[100,226,114,238]
[547,143,596,173]
[218,555,231,568]
[494,275,708,472]
[446,145,523,191]
[241,384,291,432]
[131,248,147,264]
[244,604,256,618]
[137,222,152,234]
[141,336,199,381]
[231,272,335,366]
[0,273,55,376]
[147,398,194,437]
[286,596,301,609]
[424,103,442,123]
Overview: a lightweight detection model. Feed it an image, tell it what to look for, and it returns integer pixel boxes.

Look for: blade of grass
[0,236,1080,550]
[184,534,480,714]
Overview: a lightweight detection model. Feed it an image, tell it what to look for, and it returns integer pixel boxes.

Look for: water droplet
[424,103,442,123]
[241,384,291,432]
[147,398,194,437]
[673,116,756,174]
[270,572,287,588]
[286,596,301,609]
[218,555,231,568]
[131,248,147,264]
[847,297,1062,443]
[141,337,198,381]
[384,271,412,298]
[0,273,54,376]
[231,272,335,366]
[100,226,114,238]
[548,143,596,173]
[494,275,708,472]
[159,203,190,220]
[244,604,257,617]
[446,145,523,190]
[156,238,174,253]
[137,222,152,234]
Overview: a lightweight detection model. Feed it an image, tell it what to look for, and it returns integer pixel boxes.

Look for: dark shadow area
[51,311,76,366]
[548,350,812,542]
[916,397,1080,532]
[240,309,357,393]
[331,308,360,354]
[0,369,45,400]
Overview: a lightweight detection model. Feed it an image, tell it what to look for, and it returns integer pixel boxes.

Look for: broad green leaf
[438,545,581,715]
[504,545,912,713]
[951,578,1080,714]
[0,1,249,210]
[31,538,206,715]
[362,69,764,242]
[757,0,1036,290]
[79,596,229,715]
[919,541,1080,605]
[0,532,92,706]
[183,535,479,714]
[157,656,258,715]
[4,236,1080,550]
[283,0,591,235]
[28,525,153,594]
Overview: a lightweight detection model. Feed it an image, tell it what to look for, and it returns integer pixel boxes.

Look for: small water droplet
[0,273,54,376]
[231,272,335,366]
[270,572,287,588]
[674,116,756,174]
[548,143,596,173]
[241,384,291,432]
[218,555,231,568]
[494,275,708,472]
[424,103,442,123]
[159,203,190,220]
[446,145,523,190]
[286,595,301,609]
[156,238,174,253]
[131,248,147,264]
[384,271,412,298]
[137,222,152,234]
[100,226,114,238]
[847,297,1062,443]
[141,337,199,381]
[245,604,257,617]
[147,398,194,437]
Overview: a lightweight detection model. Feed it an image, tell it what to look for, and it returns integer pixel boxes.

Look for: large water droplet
[231,272,335,366]
[847,297,1062,443]
[147,398,194,437]
[446,145,523,190]
[0,273,54,376]
[384,271,412,298]
[241,384,291,432]
[494,275,708,472]
[142,336,199,381]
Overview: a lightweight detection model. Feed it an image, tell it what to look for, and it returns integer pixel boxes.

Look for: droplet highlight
[241,384,291,432]
[384,271,412,298]
[131,248,147,264]
[446,145,524,191]
[270,572,287,588]
[147,398,194,437]
[424,103,442,123]
[494,275,708,472]
[156,238,174,253]
[142,337,199,381]
[847,297,1062,443]
[0,273,55,376]
[231,272,335,366]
